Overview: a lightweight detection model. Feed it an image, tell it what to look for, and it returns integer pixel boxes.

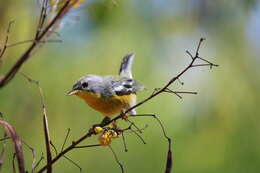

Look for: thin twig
[50,141,58,156]
[20,73,53,173]
[164,88,197,99]
[35,0,49,39]
[191,63,218,68]
[33,153,44,172]
[0,20,14,60]
[12,153,17,173]
[7,39,62,48]
[61,128,71,152]
[0,136,10,142]
[129,128,146,144]
[63,155,82,172]
[21,140,36,173]
[121,133,128,152]
[125,119,142,134]
[108,145,124,173]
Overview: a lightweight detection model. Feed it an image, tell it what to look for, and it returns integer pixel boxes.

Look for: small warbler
[67,53,144,119]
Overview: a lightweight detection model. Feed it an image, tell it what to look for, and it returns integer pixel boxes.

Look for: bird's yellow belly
[76,91,134,116]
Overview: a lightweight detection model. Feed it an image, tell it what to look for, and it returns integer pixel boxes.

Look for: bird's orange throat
[74,91,135,116]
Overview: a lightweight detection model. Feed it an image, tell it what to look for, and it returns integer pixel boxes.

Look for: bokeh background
[1,0,260,172]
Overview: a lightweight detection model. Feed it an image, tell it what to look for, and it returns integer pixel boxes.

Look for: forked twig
[123,122,146,144]
[0,21,14,60]
[33,153,44,172]
[21,140,36,173]
[20,73,53,173]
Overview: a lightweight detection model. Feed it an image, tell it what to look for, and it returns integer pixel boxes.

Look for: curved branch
[0,120,25,173]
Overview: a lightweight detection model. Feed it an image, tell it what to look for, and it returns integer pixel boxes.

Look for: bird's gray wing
[111,77,144,96]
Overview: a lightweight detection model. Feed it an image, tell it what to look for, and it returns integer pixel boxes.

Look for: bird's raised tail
[119,53,135,78]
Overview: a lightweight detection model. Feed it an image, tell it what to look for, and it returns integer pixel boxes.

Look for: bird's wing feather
[112,78,144,96]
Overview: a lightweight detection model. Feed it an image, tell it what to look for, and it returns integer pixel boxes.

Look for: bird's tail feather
[119,53,135,78]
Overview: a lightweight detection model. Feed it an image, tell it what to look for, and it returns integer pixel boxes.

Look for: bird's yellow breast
[75,91,135,116]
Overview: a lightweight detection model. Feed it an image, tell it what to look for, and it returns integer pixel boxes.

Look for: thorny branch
[37,38,218,173]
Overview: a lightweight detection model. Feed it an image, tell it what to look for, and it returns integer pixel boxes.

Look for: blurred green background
[1,0,260,172]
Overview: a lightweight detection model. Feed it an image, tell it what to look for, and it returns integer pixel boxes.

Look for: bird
[67,53,145,122]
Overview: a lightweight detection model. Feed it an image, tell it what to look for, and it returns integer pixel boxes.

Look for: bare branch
[0,120,25,173]
[164,88,198,99]
[121,133,128,152]
[129,127,146,144]
[50,141,58,156]
[0,20,15,60]
[35,0,49,39]
[0,136,10,142]
[12,153,17,173]
[108,145,124,173]
[6,39,62,48]
[0,0,81,88]
[21,73,52,173]
[73,144,101,149]
[63,155,82,172]
[21,140,36,173]
[33,153,44,172]
[61,128,71,152]
[125,119,142,134]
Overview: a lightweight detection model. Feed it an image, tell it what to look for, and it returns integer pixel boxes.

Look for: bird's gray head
[67,75,103,96]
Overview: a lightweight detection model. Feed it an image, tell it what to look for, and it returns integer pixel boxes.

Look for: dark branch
[0,0,79,88]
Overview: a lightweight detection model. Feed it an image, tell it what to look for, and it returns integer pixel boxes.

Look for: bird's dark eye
[82,82,88,88]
